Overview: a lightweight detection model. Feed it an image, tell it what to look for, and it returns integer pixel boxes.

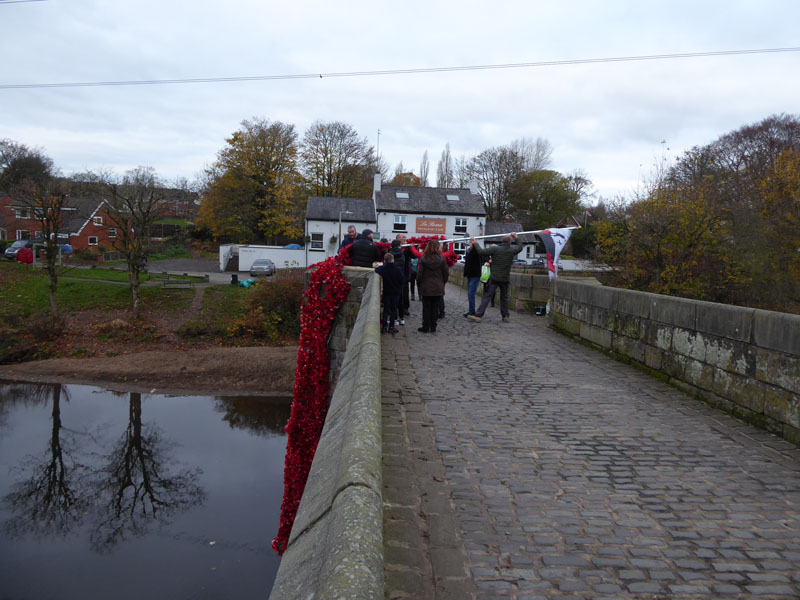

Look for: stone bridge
[271,268,800,599]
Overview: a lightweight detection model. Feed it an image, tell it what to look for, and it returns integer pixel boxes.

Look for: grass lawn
[0,262,194,318]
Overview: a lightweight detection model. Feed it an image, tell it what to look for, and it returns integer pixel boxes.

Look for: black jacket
[349,237,380,267]
[463,245,481,278]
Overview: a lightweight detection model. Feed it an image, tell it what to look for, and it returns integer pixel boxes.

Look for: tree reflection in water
[90,392,205,552]
[2,385,205,552]
[215,395,292,436]
[2,383,90,539]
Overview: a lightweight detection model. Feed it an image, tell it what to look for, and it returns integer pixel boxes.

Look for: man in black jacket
[462,240,482,317]
[349,229,380,267]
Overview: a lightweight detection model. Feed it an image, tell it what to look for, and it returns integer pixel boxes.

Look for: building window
[393,215,407,232]
[88,236,98,246]
[0,229,6,240]
[310,232,324,250]
[108,228,117,239]
[446,194,460,201]
[454,241,467,253]
[395,192,409,199]
[14,207,30,219]
[16,230,30,240]
[93,216,103,225]
[34,207,45,218]
[454,217,467,233]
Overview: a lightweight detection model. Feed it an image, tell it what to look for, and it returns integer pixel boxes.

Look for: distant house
[0,193,120,253]
[304,196,376,265]
[373,178,486,254]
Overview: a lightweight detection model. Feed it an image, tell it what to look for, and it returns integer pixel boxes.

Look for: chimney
[373,173,382,194]
[467,179,479,194]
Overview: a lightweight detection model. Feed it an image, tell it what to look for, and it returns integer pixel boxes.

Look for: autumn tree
[99,167,166,320]
[199,118,303,243]
[595,186,743,302]
[300,120,375,198]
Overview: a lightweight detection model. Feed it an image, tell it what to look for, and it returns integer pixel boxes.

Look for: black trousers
[421,296,440,332]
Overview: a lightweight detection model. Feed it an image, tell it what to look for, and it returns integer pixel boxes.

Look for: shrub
[176,319,208,339]
[28,312,66,341]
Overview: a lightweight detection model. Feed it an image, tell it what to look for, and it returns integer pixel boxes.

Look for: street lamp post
[338,209,353,248]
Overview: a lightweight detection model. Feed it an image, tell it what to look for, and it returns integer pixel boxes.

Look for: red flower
[272,251,351,555]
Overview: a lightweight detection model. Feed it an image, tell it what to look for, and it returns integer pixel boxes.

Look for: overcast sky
[2,0,798,201]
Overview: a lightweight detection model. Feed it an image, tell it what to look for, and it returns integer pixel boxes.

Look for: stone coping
[269,273,383,600]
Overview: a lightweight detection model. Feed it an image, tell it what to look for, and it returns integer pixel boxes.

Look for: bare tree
[0,140,66,322]
[100,167,166,320]
[436,143,454,188]
[419,150,430,186]
[300,121,373,198]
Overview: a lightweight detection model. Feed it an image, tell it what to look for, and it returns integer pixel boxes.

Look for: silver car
[249,258,276,277]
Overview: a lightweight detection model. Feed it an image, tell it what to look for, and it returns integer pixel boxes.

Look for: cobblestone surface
[393,284,800,599]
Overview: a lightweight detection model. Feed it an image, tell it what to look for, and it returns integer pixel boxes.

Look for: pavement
[382,283,800,599]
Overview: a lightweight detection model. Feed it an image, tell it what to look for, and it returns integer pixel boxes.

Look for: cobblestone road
[392,283,800,599]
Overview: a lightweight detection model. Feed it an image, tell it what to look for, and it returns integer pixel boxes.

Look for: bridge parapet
[270,267,383,600]
[552,278,800,445]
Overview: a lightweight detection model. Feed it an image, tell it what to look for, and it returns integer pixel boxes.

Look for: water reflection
[3,383,89,539]
[0,381,291,599]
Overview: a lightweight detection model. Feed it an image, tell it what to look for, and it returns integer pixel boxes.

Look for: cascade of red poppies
[272,236,456,555]
[272,249,351,555]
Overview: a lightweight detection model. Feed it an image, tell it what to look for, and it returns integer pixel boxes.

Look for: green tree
[199,118,303,243]
[507,170,583,230]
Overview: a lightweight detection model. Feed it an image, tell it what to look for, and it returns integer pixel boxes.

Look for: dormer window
[395,192,409,199]
[93,216,103,225]
[446,194,459,201]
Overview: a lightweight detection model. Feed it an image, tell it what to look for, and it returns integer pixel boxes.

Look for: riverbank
[0,346,298,396]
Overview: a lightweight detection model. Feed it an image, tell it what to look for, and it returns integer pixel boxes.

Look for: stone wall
[551,278,800,445]
[448,263,554,312]
[269,267,383,600]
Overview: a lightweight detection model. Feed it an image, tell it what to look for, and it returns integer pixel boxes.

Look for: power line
[1,46,798,90]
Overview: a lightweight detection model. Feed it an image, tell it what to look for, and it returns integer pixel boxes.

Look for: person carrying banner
[468,232,523,323]
[462,240,482,317]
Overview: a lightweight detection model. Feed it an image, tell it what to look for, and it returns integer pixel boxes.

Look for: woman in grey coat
[415,240,449,333]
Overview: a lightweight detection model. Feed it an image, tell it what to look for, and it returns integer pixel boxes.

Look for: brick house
[0,193,120,252]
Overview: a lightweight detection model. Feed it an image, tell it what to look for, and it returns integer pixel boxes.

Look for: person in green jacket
[468,232,523,323]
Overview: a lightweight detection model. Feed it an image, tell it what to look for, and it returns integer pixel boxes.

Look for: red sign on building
[415,217,446,235]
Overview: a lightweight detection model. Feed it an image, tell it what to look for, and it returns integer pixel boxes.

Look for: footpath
[382,283,800,600]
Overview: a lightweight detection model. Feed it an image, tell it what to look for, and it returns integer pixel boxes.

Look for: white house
[304,196,376,265]
[303,177,490,266]
[373,177,486,254]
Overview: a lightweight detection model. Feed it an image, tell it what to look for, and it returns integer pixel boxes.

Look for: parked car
[4,239,35,260]
[512,259,528,266]
[530,257,545,267]
[249,258,276,277]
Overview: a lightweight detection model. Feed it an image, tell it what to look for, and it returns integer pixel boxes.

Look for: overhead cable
[1,47,798,90]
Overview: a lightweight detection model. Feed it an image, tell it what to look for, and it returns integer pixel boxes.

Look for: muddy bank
[0,346,298,396]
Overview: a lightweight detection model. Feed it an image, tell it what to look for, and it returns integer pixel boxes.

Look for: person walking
[415,239,449,333]
[468,232,523,323]
[462,240,482,317]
